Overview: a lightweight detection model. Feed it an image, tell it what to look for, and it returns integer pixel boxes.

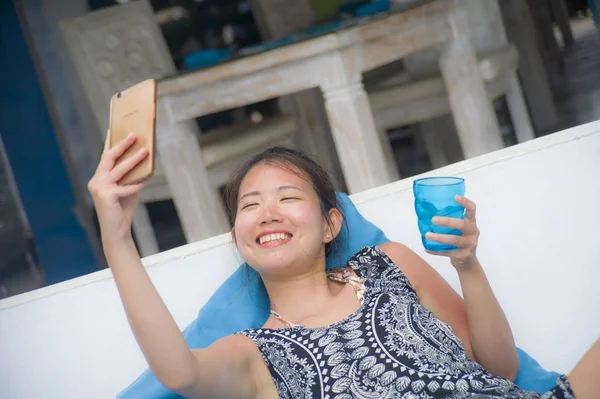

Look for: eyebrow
[238,185,303,201]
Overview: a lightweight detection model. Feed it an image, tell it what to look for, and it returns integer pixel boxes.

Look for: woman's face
[233,163,332,276]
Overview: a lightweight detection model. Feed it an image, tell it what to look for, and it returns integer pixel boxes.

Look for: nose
[259,201,282,225]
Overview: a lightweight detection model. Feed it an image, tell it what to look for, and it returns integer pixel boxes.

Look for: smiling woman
[88,140,599,399]
[224,146,344,254]
[225,147,344,282]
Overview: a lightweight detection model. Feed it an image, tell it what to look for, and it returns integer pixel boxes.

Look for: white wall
[1,121,599,398]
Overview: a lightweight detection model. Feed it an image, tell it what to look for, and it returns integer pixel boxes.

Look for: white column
[439,12,504,158]
[155,100,229,243]
[320,54,399,193]
[132,204,159,257]
[506,73,536,143]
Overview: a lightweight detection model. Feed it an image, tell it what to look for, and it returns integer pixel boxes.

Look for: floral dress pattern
[240,246,574,399]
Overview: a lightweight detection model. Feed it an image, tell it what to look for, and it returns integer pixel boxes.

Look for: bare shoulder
[378,241,414,259]
[378,241,423,271]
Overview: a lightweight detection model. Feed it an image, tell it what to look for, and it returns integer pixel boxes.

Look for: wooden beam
[499,0,558,133]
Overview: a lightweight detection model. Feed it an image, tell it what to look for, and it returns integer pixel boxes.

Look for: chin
[241,239,323,275]
[253,252,294,272]
[245,247,302,276]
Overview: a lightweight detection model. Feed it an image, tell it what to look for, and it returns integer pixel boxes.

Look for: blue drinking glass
[413,177,465,252]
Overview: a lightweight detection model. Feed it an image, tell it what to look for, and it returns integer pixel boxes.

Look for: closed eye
[281,197,299,201]
[241,202,258,210]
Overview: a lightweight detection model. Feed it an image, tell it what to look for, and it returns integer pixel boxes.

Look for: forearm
[458,259,518,380]
[103,235,198,391]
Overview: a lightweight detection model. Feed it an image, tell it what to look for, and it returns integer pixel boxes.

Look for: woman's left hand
[425,196,480,269]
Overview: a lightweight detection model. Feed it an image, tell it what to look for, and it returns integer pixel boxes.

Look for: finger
[109,148,148,182]
[425,232,464,248]
[98,132,136,173]
[114,181,147,197]
[432,216,466,231]
[456,195,477,221]
[107,132,137,160]
[434,217,479,236]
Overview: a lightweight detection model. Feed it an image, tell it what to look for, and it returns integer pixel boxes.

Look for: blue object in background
[414,177,466,252]
[0,1,99,283]
[356,0,390,16]
[339,0,391,17]
[339,1,369,16]
[244,35,294,52]
[183,48,231,70]
[182,0,396,72]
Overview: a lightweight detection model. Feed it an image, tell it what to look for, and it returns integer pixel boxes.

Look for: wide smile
[256,231,293,247]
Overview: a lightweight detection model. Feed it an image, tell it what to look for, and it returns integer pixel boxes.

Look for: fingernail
[432,217,439,223]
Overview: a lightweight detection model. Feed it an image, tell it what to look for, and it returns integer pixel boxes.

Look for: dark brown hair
[223,146,345,255]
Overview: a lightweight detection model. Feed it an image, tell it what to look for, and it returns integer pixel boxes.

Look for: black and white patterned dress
[240,246,574,399]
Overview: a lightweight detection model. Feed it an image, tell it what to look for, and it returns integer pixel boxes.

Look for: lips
[257,232,292,245]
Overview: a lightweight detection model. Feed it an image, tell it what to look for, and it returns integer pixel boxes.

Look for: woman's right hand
[88,131,148,241]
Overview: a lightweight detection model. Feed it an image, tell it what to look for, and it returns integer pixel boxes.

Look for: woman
[89,133,598,398]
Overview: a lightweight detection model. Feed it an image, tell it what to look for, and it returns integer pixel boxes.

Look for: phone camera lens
[117,92,122,98]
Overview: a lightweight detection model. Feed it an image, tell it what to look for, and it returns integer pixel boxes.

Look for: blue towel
[119,192,560,398]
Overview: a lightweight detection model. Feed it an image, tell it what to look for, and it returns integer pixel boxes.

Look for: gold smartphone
[108,79,157,185]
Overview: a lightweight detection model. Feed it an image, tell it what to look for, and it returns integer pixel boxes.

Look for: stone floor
[1,17,599,299]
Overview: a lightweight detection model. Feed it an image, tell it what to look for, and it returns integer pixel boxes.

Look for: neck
[262,261,339,324]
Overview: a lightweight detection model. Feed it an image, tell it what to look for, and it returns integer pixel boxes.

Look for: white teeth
[259,233,290,244]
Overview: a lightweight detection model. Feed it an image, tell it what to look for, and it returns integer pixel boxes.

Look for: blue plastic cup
[413,177,465,252]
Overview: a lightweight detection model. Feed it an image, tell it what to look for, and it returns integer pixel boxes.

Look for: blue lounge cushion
[515,349,561,392]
